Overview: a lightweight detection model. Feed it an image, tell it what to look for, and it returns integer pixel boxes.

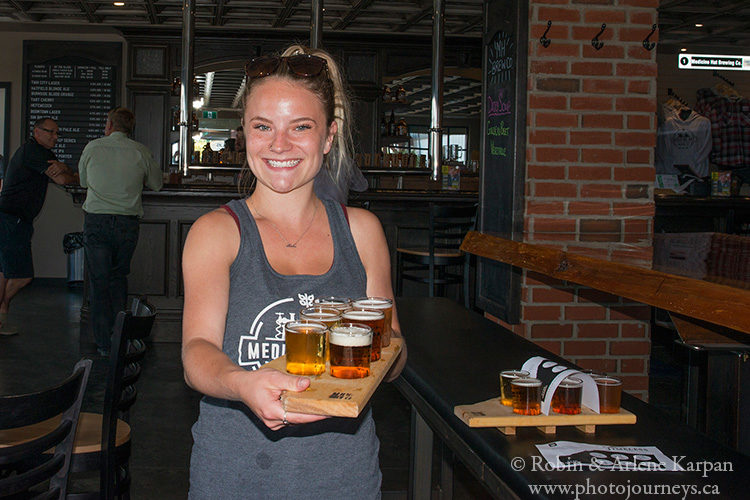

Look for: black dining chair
[66,298,156,500]
[396,203,478,308]
[0,359,92,500]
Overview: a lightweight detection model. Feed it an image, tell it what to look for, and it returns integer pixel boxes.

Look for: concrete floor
[0,280,492,499]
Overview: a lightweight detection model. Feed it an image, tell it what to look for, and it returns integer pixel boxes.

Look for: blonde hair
[238,44,355,194]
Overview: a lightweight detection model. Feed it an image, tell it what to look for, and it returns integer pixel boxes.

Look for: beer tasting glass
[500,370,529,406]
[342,309,385,361]
[313,296,352,311]
[511,377,543,415]
[352,297,393,347]
[551,377,583,415]
[300,307,342,329]
[595,376,623,413]
[284,320,327,376]
[329,323,373,379]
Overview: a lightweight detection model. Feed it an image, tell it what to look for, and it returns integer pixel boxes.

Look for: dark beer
[329,323,372,379]
[352,297,393,347]
[595,376,622,413]
[284,320,327,376]
[551,377,583,414]
[511,377,542,415]
[342,309,385,361]
[500,370,529,406]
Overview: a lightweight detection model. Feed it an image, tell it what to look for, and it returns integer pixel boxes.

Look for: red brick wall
[495,0,658,400]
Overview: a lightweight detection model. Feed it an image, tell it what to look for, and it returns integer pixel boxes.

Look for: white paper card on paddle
[522,356,600,413]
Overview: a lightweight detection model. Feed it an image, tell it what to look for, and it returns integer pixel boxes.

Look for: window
[409,126,468,164]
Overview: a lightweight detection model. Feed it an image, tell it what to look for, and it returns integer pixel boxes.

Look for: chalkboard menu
[23,41,122,169]
[477,0,528,323]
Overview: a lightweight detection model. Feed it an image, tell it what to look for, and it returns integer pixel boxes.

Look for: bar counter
[65,184,478,342]
[655,194,750,234]
[395,297,750,499]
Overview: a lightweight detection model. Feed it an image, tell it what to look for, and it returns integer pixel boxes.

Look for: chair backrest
[0,359,92,500]
[428,203,478,256]
[100,300,155,499]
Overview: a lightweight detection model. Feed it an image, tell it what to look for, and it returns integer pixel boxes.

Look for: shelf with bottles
[379,110,411,146]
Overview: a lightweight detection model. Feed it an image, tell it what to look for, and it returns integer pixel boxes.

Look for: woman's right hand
[237,368,329,431]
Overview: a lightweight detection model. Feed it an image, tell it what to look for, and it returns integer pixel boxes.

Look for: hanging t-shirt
[695,87,750,169]
[656,106,712,178]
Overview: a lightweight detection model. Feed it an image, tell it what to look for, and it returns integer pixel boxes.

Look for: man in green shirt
[78,107,163,355]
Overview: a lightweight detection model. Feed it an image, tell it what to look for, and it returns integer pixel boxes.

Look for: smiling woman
[181,45,406,500]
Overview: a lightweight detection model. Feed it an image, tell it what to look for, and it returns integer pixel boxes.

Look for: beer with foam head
[342,309,385,361]
[284,320,327,376]
[551,377,583,414]
[511,377,543,415]
[352,297,393,347]
[313,296,352,312]
[329,323,372,379]
[300,307,342,329]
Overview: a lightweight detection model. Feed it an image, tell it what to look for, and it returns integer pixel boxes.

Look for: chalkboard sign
[22,41,122,169]
[477,0,528,323]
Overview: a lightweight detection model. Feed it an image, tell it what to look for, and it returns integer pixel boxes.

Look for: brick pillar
[492,0,658,400]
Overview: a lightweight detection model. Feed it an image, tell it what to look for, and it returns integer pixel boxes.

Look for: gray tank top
[189,198,382,499]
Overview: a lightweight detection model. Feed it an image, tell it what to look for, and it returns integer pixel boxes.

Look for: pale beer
[313,296,352,311]
[329,323,372,379]
[352,297,393,347]
[284,320,327,376]
[342,309,385,361]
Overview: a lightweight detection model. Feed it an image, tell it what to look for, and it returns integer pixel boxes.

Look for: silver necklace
[250,197,319,248]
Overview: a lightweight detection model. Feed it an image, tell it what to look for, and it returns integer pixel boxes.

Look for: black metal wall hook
[643,24,657,51]
[591,23,606,50]
[540,20,552,48]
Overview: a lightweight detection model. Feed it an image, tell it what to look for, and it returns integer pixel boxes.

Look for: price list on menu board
[26,61,116,166]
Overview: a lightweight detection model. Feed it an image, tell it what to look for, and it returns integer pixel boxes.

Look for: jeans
[83,213,140,350]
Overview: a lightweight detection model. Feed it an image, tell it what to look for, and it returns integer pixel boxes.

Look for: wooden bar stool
[396,203,477,308]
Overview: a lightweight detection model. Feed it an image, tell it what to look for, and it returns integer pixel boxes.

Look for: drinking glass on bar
[500,370,529,406]
[284,320,327,376]
[342,309,385,361]
[551,377,583,414]
[595,376,623,413]
[352,297,393,347]
[313,296,352,312]
[511,377,542,415]
[329,323,372,379]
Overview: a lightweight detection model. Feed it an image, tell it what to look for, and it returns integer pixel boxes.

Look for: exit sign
[202,110,217,119]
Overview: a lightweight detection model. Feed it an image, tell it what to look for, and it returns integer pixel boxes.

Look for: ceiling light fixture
[113,1,125,6]
[694,23,703,27]
[680,47,688,52]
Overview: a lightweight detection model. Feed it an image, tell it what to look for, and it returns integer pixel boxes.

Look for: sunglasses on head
[244,54,328,80]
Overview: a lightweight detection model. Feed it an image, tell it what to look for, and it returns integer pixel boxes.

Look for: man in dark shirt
[0,118,77,335]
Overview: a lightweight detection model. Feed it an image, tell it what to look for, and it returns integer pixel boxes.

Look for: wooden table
[395,297,750,499]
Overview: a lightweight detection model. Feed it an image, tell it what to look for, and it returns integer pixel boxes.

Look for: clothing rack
[713,70,735,87]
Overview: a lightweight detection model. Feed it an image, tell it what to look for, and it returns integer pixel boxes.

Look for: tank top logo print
[237,292,317,370]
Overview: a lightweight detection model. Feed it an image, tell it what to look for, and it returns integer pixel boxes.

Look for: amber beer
[551,377,583,414]
[329,323,372,379]
[500,370,529,406]
[595,376,622,413]
[352,297,393,347]
[342,309,385,361]
[511,377,543,415]
[284,320,327,376]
